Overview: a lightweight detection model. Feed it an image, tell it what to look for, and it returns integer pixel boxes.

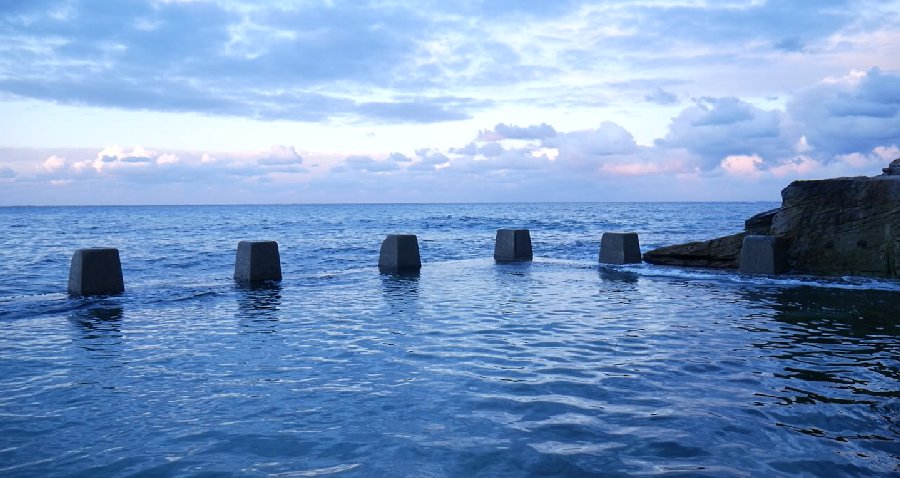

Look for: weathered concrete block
[68,248,125,296]
[234,241,282,283]
[379,234,421,272]
[600,232,642,264]
[494,229,533,262]
[739,235,789,274]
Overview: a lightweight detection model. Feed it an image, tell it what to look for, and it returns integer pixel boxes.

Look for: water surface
[1,203,897,476]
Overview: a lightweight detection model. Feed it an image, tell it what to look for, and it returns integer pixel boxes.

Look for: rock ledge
[643,160,900,278]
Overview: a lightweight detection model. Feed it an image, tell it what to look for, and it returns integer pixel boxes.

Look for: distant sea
[1,203,898,477]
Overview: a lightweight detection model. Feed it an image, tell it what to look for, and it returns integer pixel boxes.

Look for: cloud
[0,0,897,132]
[407,150,451,171]
[157,153,180,165]
[257,146,303,166]
[545,121,639,164]
[774,37,805,53]
[43,155,66,172]
[478,123,557,141]
[657,97,793,170]
[356,98,481,123]
[336,155,400,173]
[787,67,900,155]
[721,154,765,179]
[387,152,412,162]
[2,67,899,205]
[644,88,679,105]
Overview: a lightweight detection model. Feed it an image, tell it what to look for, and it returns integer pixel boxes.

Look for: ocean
[0,203,898,477]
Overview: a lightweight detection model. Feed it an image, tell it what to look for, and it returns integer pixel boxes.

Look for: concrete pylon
[599,232,642,264]
[234,241,282,283]
[739,235,788,274]
[68,248,125,296]
[379,234,421,272]
[494,229,533,262]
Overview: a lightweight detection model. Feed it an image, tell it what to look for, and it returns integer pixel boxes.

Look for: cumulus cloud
[545,122,639,167]
[408,150,451,172]
[387,152,412,162]
[2,67,899,205]
[787,68,900,155]
[478,123,557,141]
[657,97,794,170]
[336,155,400,173]
[157,153,180,165]
[721,154,765,179]
[43,155,66,172]
[256,146,303,166]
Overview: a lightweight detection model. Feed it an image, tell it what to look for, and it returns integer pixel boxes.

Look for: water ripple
[0,204,897,476]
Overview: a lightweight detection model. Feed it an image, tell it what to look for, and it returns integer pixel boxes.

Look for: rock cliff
[643,160,900,278]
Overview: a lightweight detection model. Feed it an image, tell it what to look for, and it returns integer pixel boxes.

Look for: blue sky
[1,0,899,205]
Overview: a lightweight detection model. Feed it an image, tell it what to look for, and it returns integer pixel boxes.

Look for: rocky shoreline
[643,159,900,279]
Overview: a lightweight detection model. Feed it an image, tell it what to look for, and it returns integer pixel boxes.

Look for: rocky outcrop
[643,159,900,278]
[643,232,745,269]
[771,175,900,277]
[744,208,778,235]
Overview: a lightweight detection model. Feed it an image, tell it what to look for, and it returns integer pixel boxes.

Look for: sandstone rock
[643,232,745,269]
[883,157,900,176]
[771,176,900,277]
[744,208,779,235]
[643,171,900,279]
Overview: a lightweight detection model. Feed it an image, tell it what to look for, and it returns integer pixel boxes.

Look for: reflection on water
[379,270,419,314]
[236,281,282,334]
[598,265,640,283]
[2,259,898,476]
[69,301,124,351]
[737,285,900,473]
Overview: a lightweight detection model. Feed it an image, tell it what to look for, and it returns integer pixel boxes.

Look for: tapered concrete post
[739,235,788,274]
[494,229,533,262]
[379,234,421,272]
[68,248,125,296]
[599,232,642,264]
[234,241,282,283]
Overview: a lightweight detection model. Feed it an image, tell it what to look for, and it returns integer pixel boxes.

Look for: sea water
[0,203,897,477]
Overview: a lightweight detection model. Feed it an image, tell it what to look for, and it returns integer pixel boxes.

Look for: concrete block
[68,248,125,296]
[234,241,282,283]
[739,235,788,274]
[494,229,533,262]
[379,234,421,272]
[599,232,642,264]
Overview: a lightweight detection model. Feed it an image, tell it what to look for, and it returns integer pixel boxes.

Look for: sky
[1,0,899,205]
